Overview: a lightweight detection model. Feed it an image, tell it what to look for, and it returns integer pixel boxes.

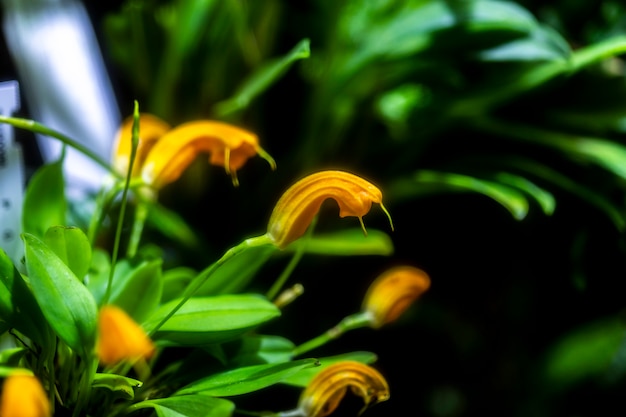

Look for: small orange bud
[267,170,393,249]
[362,266,430,328]
[112,113,171,178]
[0,373,50,417]
[96,305,155,365]
[139,120,275,188]
[298,361,389,417]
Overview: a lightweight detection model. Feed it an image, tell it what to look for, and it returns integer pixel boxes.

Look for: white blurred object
[2,0,120,197]
[0,80,25,265]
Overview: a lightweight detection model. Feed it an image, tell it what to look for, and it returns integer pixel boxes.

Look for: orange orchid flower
[267,170,393,249]
[112,113,171,178]
[96,305,156,365]
[0,372,50,417]
[297,361,390,417]
[362,266,431,328]
[139,120,276,188]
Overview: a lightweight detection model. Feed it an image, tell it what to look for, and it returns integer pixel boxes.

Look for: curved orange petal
[267,170,393,249]
[298,361,390,417]
[362,266,431,328]
[112,113,171,177]
[0,373,50,417]
[140,120,275,188]
[96,305,155,365]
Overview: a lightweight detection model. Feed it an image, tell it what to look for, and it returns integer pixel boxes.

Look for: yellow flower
[139,120,276,188]
[112,113,171,178]
[267,170,393,249]
[0,373,50,417]
[297,361,390,417]
[362,266,431,329]
[96,305,155,365]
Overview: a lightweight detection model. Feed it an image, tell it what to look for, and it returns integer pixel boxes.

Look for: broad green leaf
[214,38,311,116]
[0,248,51,346]
[227,335,295,367]
[389,170,529,220]
[129,395,234,417]
[22,158,66,239]
[195,245,277,296]
[285,228,393,256]
[161,267,197,303]
[85,248,112,301]
[175,358,319,396]
[543,318,625,391]
[22,233,98,358]
[282,351,378,387]
[44,226,92,280]
[93,258,163,323]
[478,25,570,62]
[92,374,143,400]
[144,294,280,346]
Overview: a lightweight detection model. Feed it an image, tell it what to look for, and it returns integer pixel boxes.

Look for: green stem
[0,115,118,177]
[147,234,274,336]
[127,201,148,259]
[266,217,317,300]
[291,312,372,357]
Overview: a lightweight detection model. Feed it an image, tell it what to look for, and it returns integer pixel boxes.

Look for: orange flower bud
[0,373,50,417]
[96,305,155,365]
[140,120,275,188]
[298,361,390,417]
[362,266,430,328]
[267,170,393,249]
[112,113,171,178]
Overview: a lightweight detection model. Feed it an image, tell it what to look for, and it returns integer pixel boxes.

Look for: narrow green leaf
[390,170,529,220]
[22,233,98,357]
[494,173,555,216]
[147,203,199,248]
[282,351,378,387]
[44,226,92,280]
[285,228,394,256]
[144,295,280,346]
[0,348,27,367]
[92,374,143,400]
[195,245,277,296]
[0,248,51,346]
[130,395,234,417]
[175,358,319,396]
[214,39,311,116]
[22,158,66,239]
[0,367,33,378]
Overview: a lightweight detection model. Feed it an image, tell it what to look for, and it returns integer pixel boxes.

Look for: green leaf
[227,335,295,367]
[389,170,530,220]
[22,233,98,357]
[92,374,143,400]
[144,294,280,346]
[285,228,394,256]
[44,226,92,280]
[0,248,51,346]
[175,358,319,396]
[282,351,378,387]
[214,38,311,116]
[195,245,277,296]
[22,158,66,239]
[493,173,555,216]
[130,395,234,417]
[147,203,199,248]
[161,267,197,303]
[90,258,163,323]
[0,348,27,367]
[0,367,33,378]
[543,317,625,391]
